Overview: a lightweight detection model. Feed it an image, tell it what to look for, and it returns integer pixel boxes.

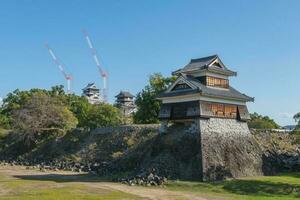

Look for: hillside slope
[0,125,299,180]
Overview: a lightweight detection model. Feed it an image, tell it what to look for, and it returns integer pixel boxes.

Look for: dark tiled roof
[116,91,134,98]
[158,75,254,102]
[157,89,199,98]
[185,55,218,70]
[172,55,237,76]
[82,83,98,91]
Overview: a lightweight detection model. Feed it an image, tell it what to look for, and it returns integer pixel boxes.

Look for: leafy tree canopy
[248,112,280,129]
[133,73,176,124]
[293,112,300,130]
[0,85,123,131]
[12,92,78,145]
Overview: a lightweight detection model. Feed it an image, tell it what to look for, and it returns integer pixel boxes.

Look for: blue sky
[0,0,299,125]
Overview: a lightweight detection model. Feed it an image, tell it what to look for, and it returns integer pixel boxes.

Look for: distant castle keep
[82,83,102,104]
[115,91,136,117]
[158,55,262,181]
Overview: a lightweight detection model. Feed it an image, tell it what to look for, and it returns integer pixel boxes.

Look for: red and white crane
[45,43,73,94]
[82,29,108,103]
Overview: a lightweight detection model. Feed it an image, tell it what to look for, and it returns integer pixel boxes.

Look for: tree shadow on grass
[282,173,300,179]
[221,179,300,198]
[14,173,111,183]
[14,173,300,198]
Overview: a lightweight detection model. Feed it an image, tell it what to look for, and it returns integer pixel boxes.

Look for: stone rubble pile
[0,159,101,174]
[119,169,167,186]
[0,160,167,186]
[262,149,300,174]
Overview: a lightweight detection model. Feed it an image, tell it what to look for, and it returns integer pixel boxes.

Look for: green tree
[0,113,10,129]
[294,112,300,130]
[248,112,280,129]
[1,85,123,132]
[11,93,78,146]
[84,103,123,129]
[65,94,123,129]
[49,85,65,96]
[133,73,176,124]
[68,95,93,128]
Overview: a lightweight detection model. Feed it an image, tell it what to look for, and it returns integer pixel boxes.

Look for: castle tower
[115,91,136,117]
[82,83,102,104]
[157,55,262,181]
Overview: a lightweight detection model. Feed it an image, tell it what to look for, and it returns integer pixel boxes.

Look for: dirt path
[0,165,219,200]
[89,182,208,200]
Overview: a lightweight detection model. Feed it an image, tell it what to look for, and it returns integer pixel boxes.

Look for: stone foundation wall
[199,118,250,136]
[199,118,263,181]
[92,124,160,135]
[94,120,264,181]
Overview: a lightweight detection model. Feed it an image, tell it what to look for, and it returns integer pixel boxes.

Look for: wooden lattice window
[201,102,237,119]
[206,76,229,88]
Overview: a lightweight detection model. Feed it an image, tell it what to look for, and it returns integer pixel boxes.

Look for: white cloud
[278,112,294,119]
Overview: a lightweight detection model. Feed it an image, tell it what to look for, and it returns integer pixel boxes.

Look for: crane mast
[82,29,108,103]
[45,43,73,94]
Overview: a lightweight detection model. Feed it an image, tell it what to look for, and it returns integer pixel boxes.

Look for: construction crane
[45,43,73,94]
[82,29,108,103]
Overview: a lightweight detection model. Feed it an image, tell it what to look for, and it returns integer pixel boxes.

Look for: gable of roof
[166,75,198,93]
[158,74,254,102]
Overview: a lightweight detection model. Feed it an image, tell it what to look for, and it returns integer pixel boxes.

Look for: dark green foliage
[0,85,123,130]
[66,95,92,128]
[0,112,10,129]
[11,92,78,146]
[0,87,65,129]
[79,103,123,129]
[0,85,123,160]
[0,85,123,148]
[68,95,123,129]
[133,73,176,124]
[291,113,300,142]
[294,112,300,130]
[248,112,280,129]
[133,86,161,124]
[49,85,65,96]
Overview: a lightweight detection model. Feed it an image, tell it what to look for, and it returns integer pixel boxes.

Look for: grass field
[0,167,142,200]
[0,165,300,200]
[166,173,300,200]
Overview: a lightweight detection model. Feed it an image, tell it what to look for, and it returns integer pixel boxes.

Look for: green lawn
[1,167,300,200]
[0,173,141,200]
[166,173,300,200]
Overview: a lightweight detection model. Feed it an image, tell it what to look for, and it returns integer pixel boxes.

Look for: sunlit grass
[0,172,141,200]
[1,167,300,200]
[166,173,300,200]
